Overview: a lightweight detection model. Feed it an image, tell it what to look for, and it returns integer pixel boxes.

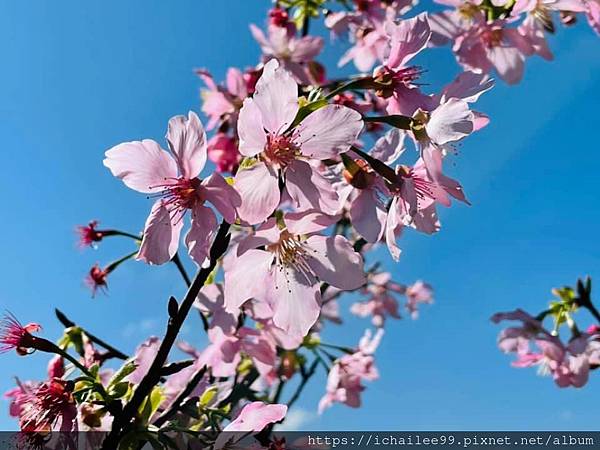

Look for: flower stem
[101,221,231,449]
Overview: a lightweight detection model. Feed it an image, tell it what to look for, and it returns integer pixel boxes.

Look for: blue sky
[1,0,599,431]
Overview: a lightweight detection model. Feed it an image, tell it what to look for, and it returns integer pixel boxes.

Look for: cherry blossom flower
[250,21,324,84]
[491,309,594,388]
[207,132,242,174]
[319,329,383,413]
[351,272,402,327]
[5,380,39,419]
[409,98,474,180]
[47,356,65,379]
[104,111,241,265]
[198,326,277,379]
[86,264,109,297]
[77,220,104,248]
[234,59,363,225]
[224,210,366,340]
[18,379,78,432]
[376,13,432,116]
[513,337,590,388]
[197,68,249,130]
[405,280,434,318]
[332,0,416,72]
[381,135,468,259]
[0,313,42,355]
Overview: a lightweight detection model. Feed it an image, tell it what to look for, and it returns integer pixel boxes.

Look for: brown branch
[101,221,231,449]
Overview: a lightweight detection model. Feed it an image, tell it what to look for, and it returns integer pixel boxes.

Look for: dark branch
[55,308,128,360]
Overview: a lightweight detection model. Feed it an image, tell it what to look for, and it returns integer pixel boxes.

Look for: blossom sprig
[492,277,600,388]
[2,0,597,445]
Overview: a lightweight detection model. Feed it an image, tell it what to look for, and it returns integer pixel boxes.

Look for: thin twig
[287,358,319,409]
[55,308,128,360]
[101,221,231,449]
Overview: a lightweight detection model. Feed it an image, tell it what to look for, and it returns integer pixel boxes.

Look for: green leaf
[108,381,130,399]
[199,387,218,406]
[289,98,328,129]
[139,386,165,425]
[108,360,138,388]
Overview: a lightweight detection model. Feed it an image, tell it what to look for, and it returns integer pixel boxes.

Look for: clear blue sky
[1,0,599,431]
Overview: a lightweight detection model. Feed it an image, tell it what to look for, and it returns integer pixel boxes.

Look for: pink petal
[226,67,247,98]
[369,129,406,165]
[126,337,161,384]
[237,98,267,157]
[296,105,363,159]
[237,218,281,256]
[472,111,490,131]
[350,189,387,242]
[224,402,287,432]
[386,13,431,69]
[253,59,299,134]
[250,24,274,54]
[137,200,184,265]
[285,210,340,235]
[235,162,280,225]
[270,268,321,338]
[290,35,324,62]
[306,234,366,290]
[285,160,339,215]
[185,205,218,265]
[441,71,494,103]
[224,249,274,313]
[427,98,474,145]
[385,198,403,261]
[487,45,524,85]
[166,111,207,179]
[103,139,177,194]
[195,284,237,335]
[201,173,241,224]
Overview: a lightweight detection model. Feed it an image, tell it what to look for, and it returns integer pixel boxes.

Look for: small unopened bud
[281,351,298,379]
[342,158,375,189]
[269,7,289,27]
[560,11,577,26]
[373,67,395,99]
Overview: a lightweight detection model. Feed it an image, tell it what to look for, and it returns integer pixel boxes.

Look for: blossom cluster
[492,278,600,388]
[2,0,597,447]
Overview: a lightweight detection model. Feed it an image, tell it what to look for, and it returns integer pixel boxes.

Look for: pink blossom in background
[319,329,383,412]
[250,19,324,84]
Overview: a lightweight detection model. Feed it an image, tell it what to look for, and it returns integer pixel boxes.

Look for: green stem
[103,230,142,241]
[105,250,138,273]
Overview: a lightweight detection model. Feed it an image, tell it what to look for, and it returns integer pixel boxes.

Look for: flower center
[480,28,503,48]
[20,380,74,431]
[149,177,203,222]
[374,66,423,98]
[263,134,300,169]
[267,231,317,290]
